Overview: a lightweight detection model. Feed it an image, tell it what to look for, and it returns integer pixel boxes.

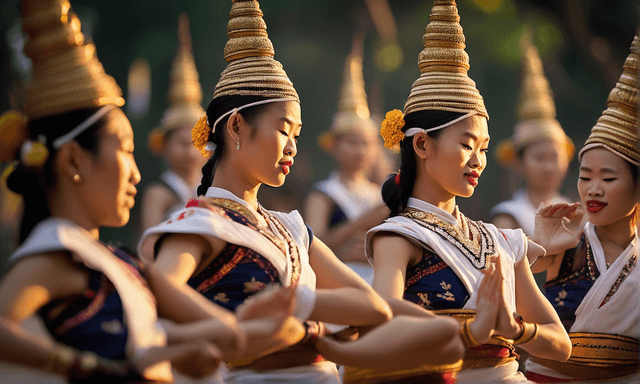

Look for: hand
[236,284,296,323]
[469,256,500,344]
[532,202,584,255]
[491,256,522,340]
[169,341,222,379]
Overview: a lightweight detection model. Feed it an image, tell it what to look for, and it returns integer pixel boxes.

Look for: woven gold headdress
[380,0,487,149]
[579,31,640,166]
[495,32,574,167]
[22,0,124,119]
[319,34,376,152]
[213,0,298,101]
[404,0,487,118]
[149,14,204,155]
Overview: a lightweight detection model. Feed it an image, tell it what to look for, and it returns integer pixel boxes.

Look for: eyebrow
[579,166,617,173]
[280,117,302,127]
[462,131,490,142]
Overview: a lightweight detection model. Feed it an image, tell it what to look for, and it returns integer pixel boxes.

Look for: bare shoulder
[371,231,422,266]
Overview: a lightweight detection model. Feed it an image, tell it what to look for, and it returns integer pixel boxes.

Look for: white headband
[52,105,115,149]
[210,97,297,135]
[404,111,477,137]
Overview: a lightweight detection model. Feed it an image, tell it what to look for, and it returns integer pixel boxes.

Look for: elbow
[555,334,572,361]
[440,318,465,363]
[367,293,393,324]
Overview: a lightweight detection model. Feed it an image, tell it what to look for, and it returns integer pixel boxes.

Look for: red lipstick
[465,171,480,187]
[280,160,293,175]
[586,200,607,213]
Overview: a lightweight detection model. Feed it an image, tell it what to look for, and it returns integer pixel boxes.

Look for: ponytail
[381,110,465,216]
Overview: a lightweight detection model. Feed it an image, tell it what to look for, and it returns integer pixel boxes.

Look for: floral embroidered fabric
[544,232,600,331]
[404,248,470,310]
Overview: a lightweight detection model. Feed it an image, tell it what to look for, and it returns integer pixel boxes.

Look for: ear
[225,110,241,144]
[413,132,432,160]
[55,141,90,182]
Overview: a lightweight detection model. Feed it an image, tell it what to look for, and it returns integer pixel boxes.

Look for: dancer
[305,34,389,284]
[526,31,640,383]
[139,1,398,382]
[0,1,300,382]
[360,1,571,382]
[491,33,574,237]
[141,14,207,232]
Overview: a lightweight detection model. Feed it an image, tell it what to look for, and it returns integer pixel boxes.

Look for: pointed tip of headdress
[178,13,193,55]
[224,0,273,62]
[582,29,640,165]
[516,30,556,121]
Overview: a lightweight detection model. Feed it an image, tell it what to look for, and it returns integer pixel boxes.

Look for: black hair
[196,95,275,196]
[381,110,466,216]
[7,107,109,242]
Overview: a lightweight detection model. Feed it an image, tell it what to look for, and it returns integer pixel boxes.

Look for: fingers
[537,202,580,218]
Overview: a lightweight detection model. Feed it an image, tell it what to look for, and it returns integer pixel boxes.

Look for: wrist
[44,345,77,377]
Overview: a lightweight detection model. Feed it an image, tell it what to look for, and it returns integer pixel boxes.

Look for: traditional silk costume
[314,38,382,284]
[139,1,339,382]
[147,15,205,218]
[345,1,534,382]
[491,34,574,236]
[3,0,171,381]
[525,31,640,384]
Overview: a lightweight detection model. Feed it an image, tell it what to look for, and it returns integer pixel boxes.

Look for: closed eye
[481,148,489,154]
[579,177,590,181]
[603,178,617,182]
[279,130,288,137]
[462,144,473,150]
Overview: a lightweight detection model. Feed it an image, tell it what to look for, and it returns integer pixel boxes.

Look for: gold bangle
[43,345,76,376]
[513,322,539,345]
[459,319,480,348]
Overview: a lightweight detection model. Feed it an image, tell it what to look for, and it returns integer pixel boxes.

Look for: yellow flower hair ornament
[381,109,405,149]
[494,139,516,168]
[192,113,212,157]
[148,129,166,156]
[20,135,49,168]
[0,110,28,163]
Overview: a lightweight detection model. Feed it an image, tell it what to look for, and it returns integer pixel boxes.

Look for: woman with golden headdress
[140,14,208,233]
[340,1,571,382]
[0,1,306,382]
[305,34,389,285]
[491,33,574,239]
[525,31,640,383]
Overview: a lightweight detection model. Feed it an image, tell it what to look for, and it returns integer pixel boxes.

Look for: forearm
[0,318,58,374]
[519,322,571,361]
[384,297,436,318]
[530,253,560,274]
[309,288,391,326]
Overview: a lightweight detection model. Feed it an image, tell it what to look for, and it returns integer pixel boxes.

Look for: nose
[285,137,297,158]
[469,150,483,170]
[588,181,603,197]
[131,158,141,185]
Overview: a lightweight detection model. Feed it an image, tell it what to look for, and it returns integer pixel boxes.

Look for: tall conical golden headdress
[22,0,124,119]
[404,0,487,118]
[579,31,640,166]
[319,34,376,151]
[495,31,574,167]
[213,0,298,101]
[192,0,299,156]
[380,0,487,149]
[149,14,204,155]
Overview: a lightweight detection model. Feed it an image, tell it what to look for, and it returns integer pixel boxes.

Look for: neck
[594,214,636,252]
[412,172,457,214]
[526,186,558,208]
[50,185,100,240]
[211,159,261,210]
[337,167,367,186]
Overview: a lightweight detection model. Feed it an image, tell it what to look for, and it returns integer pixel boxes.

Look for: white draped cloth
[366,198,532,383]
[526,222,640,382]
[10,218,172,381]
[139,187,339,383]
[160,170,197,218]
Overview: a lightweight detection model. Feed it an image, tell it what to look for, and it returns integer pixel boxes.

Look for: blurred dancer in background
[141,14,207,233]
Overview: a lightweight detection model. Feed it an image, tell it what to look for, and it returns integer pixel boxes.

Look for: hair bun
[0,111,28,163]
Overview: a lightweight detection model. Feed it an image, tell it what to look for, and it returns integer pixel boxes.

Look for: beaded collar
[400,208,497,270]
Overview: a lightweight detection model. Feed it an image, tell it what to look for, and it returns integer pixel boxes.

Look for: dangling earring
[236,142,240,151]
[73,174,81,183]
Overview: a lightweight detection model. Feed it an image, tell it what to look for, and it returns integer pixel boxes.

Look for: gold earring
[236,142,240,151]
[73,174,81,183]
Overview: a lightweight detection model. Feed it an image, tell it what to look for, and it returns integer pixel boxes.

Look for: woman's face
[78,108,141,227]
[164,125,207,176]
[578,147,639,226]
[333,127,378,174]
[238,101,302,187]
[421,115,490,198]
[520,139,569,194]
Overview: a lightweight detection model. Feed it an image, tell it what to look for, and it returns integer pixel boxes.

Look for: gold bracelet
[513,322,539,345]
[459,319,480,348]
[43,345,76,376]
